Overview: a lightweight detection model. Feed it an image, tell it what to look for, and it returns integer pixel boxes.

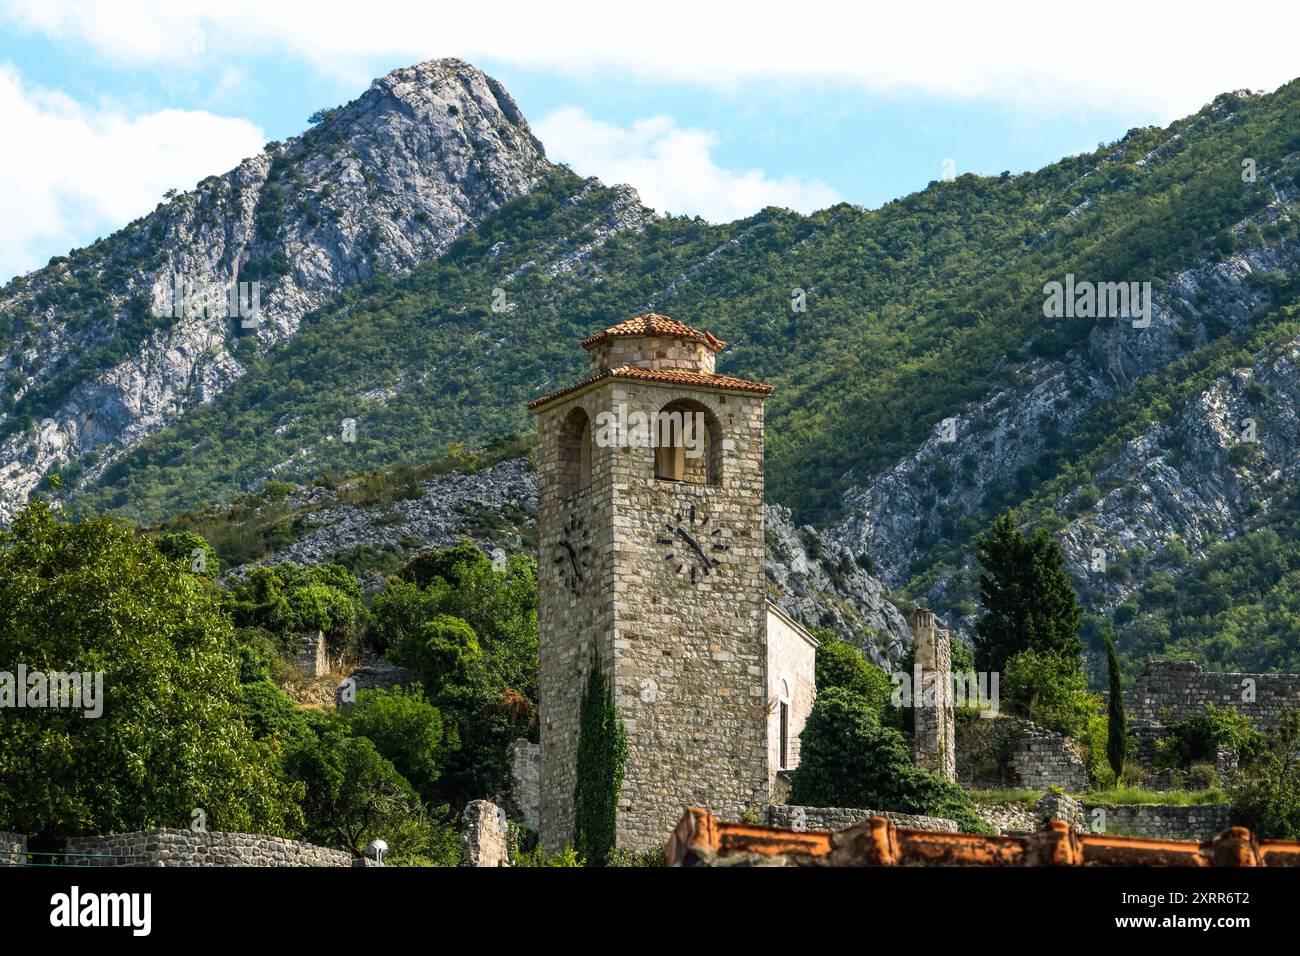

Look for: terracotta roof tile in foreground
[580,313,726,351]
[528,365,772,411]
[664,807,1300,867]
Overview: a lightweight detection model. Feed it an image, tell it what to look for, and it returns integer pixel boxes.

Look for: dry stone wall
[1008,722,1089,791]
[507,739,541,832]
[1083,803,1233,842]
[1126,660,1300,730]
[63,829,357,866]
[767,804,959,833]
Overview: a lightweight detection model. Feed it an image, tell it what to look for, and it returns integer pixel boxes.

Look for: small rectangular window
[779,702,789,770]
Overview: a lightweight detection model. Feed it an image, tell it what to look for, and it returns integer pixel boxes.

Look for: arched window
[652,399,722,486]
[557,407,592,497]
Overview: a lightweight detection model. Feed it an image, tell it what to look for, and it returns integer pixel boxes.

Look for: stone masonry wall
[1082,803,1233,842]
[767,805,959,833]
[1125,660,1300,730]
[64,829,356,866]
[298,630,328,677]
[507,738,541,832]
[910,608,956,782]
[535,370,770,853]
[1008,722,1089,792]
[461,800,510,867]
[0,831,26,866]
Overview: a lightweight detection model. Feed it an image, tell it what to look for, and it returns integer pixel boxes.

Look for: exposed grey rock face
[833,184,1300,625]
[255,458,538,578]
[764,504,913,667]
[227,458,910,659]
[0,58,553,518]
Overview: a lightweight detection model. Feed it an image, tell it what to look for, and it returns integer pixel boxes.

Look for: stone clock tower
[529,313,775,853]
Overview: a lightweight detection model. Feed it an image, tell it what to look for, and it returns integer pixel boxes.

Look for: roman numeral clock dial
[657,503,729,584]
[552,513,592,594]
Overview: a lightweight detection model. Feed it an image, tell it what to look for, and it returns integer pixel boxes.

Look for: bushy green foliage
[226,562,364,655]
[573,656,627,866]
[152,530,219,575]
[812,631,892,715]
[1155,704,1266,771]
[284,717,419,855]
[345,687,446,802]
[1230,709,1300,839]
[373,544,538,806]
[788,687,993,834]
[0,503,300,840]
[1002,650,1101,741]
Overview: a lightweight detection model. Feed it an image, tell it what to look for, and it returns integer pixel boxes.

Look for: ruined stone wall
[766,603,817,788]
[0,831,26,866]
[910,609,956,782]
[1082,803,1233,842]
[461,800,510,867]
[535,376,770,853]
[63,829,356,867]
[507,739,541,832]
[766,804,959,833]
[1125,660,1300,730]
[958,716,1089,791]
[298,630,328,677]
[1008,722,1089,792]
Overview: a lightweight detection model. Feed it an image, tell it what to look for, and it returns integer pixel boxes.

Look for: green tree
[788,687,993,834]
[573,655,627,865]
[345,686,446,802]
[813,632,892,716]
[0,503,298,842]
[1001,649,1099,739]
[1230,709,1300,839]
[973,513,1084,673]
[1104,632,1126,784]
[152,530,219,576]
[285,719,418,855]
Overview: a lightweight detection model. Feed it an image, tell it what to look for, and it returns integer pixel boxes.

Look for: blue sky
[2,0,1297,283]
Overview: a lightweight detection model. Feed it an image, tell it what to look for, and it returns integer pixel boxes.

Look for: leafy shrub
[788,687,993,834]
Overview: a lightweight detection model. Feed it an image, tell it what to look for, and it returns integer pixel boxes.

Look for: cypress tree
[572,652,627,866]
[1105,631,1127,785]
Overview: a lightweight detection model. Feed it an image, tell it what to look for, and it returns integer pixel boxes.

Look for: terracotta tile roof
[528,365,772,411]
[580,313,726,352]
[664,807,1300,867]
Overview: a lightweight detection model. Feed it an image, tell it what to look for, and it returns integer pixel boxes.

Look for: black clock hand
[676,528,710,566]
[561,540,582,580]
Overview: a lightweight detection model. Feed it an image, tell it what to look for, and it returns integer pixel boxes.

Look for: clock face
[657,502,729,584]
[552,512,592,593]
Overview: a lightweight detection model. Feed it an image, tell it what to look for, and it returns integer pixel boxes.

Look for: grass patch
[968,789,1043,806]
[1080,786,1226,806]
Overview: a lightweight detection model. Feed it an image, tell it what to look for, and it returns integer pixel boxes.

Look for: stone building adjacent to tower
[529,313,816,853]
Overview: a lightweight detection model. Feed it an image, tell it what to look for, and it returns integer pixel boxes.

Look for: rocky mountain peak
[0,58,555,519]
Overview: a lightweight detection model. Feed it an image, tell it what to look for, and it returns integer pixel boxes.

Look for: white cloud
[0,64,265,281]
[536,107,840,221]
[2,0,1298,119]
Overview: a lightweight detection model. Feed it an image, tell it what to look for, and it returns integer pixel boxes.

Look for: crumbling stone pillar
[298,631,328,677]
[910,608,956,782]
[461,800,510,867]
